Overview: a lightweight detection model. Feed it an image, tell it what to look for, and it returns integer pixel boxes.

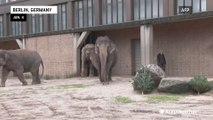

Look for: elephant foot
[89,74,94,77]
[102,81,109,85]
[99,79,103,82]
[0,84,5,87]
[32,81,41,85]
[22,82,28,86]
[81,73,86,77]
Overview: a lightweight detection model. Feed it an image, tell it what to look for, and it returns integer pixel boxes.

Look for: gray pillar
[72,33,80,75]
[125,0,133,21]
[67,1,73,29]
[207,0,213,11]
[43,14,48,32]
[140,25,153,66]
[94,0,101,26]
[3,14,7,36]
[22,17,27,35]
[168,0,175,16]
[163,0,169,17]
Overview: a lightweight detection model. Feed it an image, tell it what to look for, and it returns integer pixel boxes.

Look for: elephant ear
[109,48,115,54]
[109,43,116,54]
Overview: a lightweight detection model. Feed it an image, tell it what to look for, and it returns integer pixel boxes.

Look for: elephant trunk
[99,48,108,83]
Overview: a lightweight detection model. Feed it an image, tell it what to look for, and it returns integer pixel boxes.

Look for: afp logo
[179,6,192,14]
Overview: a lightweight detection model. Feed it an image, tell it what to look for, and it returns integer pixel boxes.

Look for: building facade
[0,0,213,78]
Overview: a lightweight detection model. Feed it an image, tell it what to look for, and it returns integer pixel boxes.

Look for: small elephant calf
[81,44,98,77]
[0,49,44,87]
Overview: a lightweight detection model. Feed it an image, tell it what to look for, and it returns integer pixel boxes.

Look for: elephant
[0,49,44,87]
[81,44,99,77]
[95,36,117,84]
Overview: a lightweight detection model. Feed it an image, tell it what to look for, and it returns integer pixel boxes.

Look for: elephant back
[96,36,111,44]
[82,44,95,51]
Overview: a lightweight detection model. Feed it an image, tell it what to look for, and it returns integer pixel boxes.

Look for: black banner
[10,14,27,22]
[179,6,192,14]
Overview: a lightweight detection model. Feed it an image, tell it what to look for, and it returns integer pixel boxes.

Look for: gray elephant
[0,49,44,87]
[81,44,99,77]
[95,36,117,84]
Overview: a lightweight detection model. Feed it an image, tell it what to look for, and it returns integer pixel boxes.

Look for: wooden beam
[77,31,91,48]
[15,38,26,49]
[15,39,23,49]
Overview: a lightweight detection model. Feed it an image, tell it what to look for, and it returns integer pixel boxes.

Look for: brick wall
[26,34,76,78]
[153,18,213,77]
[0,40,19,50]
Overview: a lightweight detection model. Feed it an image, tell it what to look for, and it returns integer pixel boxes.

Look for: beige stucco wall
[153,17,213,77]
[26,34,76,78]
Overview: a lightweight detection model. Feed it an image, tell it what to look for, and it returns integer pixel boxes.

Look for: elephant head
[0,50,8,66]
[95,36,116,84]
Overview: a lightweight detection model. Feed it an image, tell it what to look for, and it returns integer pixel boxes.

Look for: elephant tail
[40,60,44,79]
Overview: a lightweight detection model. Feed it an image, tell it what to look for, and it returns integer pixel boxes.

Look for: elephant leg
[108,57,116,82]
[99,70,103,83]
[15,71,27,86]
[107,54,116,82]
[108,67,113,81]
[31,70,41,84]
[81,62,89,77]
[0,68,9,87]
[31,62,41,84]
[81,49,88,77]
[81,61,86,77]
[89,63,95,77]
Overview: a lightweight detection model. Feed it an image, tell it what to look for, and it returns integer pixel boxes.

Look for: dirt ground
[0,77,213,120]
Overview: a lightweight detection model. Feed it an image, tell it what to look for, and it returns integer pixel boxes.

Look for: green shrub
[114,96,134,104]
[132,66,155,94]
[189,76,212,95]
[147,94,181,103]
